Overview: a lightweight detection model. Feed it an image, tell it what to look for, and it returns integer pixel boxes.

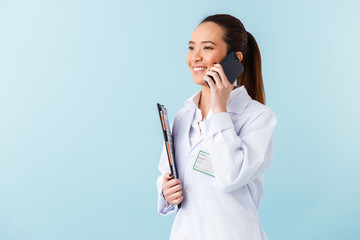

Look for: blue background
[1,0,359,239]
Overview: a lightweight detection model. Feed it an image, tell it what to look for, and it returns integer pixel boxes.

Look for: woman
[156,14,277,240]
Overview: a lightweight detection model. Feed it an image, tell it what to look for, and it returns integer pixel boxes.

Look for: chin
[192,76,206,85]
[193,79,205,86]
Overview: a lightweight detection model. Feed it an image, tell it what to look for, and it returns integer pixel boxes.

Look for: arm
[202,108,277,192]
[203,64,277,192]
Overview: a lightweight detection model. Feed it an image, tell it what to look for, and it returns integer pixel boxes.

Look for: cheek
[202,54,214,64]
[208,50,226,64]
[209,54,220,64]
[186,54,191,67]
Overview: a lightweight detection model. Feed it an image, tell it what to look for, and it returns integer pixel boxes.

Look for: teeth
[194,67,207,71]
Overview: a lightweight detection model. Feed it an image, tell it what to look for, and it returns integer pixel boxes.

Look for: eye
[188,46,194,50]
[204,46,213,50]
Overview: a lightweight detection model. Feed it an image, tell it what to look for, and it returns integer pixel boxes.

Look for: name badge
[193,150,215,177]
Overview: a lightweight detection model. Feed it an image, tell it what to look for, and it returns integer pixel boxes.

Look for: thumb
[163,172,173,181]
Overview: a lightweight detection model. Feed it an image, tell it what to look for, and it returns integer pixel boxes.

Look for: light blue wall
[1,0,359,239]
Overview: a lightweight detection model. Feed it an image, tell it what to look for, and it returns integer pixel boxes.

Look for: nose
[192,49,202,62]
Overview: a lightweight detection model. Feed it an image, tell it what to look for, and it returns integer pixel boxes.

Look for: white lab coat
[156,86,277,240]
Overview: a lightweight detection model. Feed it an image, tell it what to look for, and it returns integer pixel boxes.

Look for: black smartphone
[207,51,244,86]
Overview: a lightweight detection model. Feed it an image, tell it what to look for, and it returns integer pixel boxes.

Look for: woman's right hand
[162,172,183,205]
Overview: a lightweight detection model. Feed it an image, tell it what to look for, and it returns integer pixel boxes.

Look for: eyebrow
[188,40,217,45]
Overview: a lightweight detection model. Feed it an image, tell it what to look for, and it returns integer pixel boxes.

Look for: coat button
[186,185,191,191]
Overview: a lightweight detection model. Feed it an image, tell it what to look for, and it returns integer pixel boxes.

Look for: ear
[235,51,243,62]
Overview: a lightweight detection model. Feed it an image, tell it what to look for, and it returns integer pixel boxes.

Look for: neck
[198,85,211,120]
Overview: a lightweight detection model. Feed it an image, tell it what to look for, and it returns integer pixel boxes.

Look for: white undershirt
[188,92,213,149]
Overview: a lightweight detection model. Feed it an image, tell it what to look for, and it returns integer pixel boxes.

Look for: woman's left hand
[203,63,236,114]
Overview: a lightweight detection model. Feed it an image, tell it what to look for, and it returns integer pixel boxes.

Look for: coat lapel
[176,90,200,159]
[181,106,196,157]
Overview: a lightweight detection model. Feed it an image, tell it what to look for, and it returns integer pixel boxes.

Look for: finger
[168,190,183,204]
[206,70,223,87]
[210,64,229,86]
[171,196,184,205]
[163,172,173,182]
[163,185,182,199]
[166,178,181,187]
[163,181,180,194]
[203,75,215,88]
[209,66,222,80]
[163,179,182,193]
[162,177,180,194]
[163,182,182,196]
[210,65,226,84]
[167,190,183,202]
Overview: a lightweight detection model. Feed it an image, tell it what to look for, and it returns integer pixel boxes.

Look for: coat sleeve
[202,107,277,192]
[156,142,177,215]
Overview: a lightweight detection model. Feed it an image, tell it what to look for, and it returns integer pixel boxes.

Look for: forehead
[190,22,225,43]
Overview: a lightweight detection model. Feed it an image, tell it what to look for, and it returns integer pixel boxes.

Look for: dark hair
[200,14,265,104]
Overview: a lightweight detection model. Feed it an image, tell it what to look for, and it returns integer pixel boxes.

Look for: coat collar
[183,86,252,115]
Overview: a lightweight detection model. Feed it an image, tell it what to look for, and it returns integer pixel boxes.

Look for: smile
[193,67,207,73]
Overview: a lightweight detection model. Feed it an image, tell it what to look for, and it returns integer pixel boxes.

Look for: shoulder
[173,91,198,124]
[244,100,276,120]
[228,86,276,121]
[173,106,189,122]
[231,99,277,135]
[170,106,191,133]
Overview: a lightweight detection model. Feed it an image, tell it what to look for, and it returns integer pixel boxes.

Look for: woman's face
[187,22,228,86]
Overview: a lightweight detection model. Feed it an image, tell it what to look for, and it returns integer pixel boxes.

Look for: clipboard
[157,103,181,209]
